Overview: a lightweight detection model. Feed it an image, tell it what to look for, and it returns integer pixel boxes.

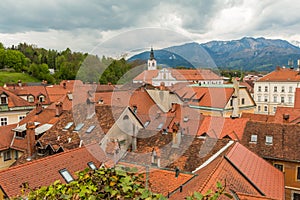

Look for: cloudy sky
[1,0,300,54]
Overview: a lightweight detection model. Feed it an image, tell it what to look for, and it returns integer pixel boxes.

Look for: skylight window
[86,125,95,134]
[87,161,97,170]
[63,122,73,130]
[183,116,189,122]
[59,169,74,183]
[265,136,273,145]
[250,135,257,143]
[157,122,163,130]
[144,120,150,128]
[74,123,84,132]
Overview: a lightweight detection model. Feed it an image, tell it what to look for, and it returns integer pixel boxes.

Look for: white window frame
[0,117,8,126]
[250,135,257,143]
[265,136,273,145]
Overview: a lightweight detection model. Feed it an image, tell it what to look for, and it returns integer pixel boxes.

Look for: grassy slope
[0,72,41,86]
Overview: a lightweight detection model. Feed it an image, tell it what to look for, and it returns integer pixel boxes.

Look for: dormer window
[0,94,8,104]
[27,95,34,103]
[38,95,45,102]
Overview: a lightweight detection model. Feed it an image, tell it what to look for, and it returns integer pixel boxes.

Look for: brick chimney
[131,124,137,151]
[86,97,95,119]
[36,102,43,115]
[55,102,63,116]
[283,114,290,123]
[26,122,36,159]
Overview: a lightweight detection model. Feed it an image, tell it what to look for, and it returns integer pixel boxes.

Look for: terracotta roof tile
[272,107,300,124]
[0,87,32,108]
[294,88,300,109]
[257,67,300,82]
[226,143,285,199]
[197,116,249,140]
[241,113,274,122]
[241,121,300,162]
[0,124,16,151]
[0,143,106,198]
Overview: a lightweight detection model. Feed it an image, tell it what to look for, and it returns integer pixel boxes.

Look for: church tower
[147,47,157,70]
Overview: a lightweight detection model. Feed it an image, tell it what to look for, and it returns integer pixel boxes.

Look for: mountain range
[128,37,300,72]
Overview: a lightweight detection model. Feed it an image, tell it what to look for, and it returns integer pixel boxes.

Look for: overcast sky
[1,0,300,54]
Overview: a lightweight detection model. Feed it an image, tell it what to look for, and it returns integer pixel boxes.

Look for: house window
[281,96,285,103]
[293,192,300,200]
[59,169,74,183]
[0,117,8,126]
[39,95,45,102]
[273,96,277,103]
[16,131,26,138]
[3,150,11,161]
[297,166,300,181]
[14,151,19,160]
[230,99,233,106]
[123,115,129,120]
[265,136,273,145]
[257,95,261,102]
[258,86,261,92]
[274,86,277,92]
[241,98,245,105]
[281,86,285,92]
[18,115,25,122]
[274,164,283,172]
[264,86,268,92]
[0,94,8,104]
[264,96,268,102]
[264,106,268,112]
[250,135,257,143]
[288,96,293,104]
[258,106,261,112]
[289,86,293,93]
[273,106,277,113]
[27,95,34,103]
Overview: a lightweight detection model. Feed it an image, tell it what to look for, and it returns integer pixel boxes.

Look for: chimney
[159,82,166,91]
[151,148,161,167]
[26,122,36,159]
[86,97,95,119]
[18,80,22,87]
[36,102,43,115]
[172,123,181,148]
[55,102,63,117]
[175,166,180,178]
[63,82,67,89]
[171,103,177,113]
[283,114,290,123]
[231,77,240,118]
[131,124,137,151]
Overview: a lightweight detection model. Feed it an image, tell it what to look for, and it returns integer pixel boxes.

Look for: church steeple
[147,47,157,70]
[150,47,155,60]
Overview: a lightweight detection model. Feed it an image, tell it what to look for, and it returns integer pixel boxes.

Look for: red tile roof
[226,143,285,200]
[0,87,32,108]
[197,116,249,140]
[170,142,284,200]
[241,113,274,122]
[272,106,300,123]
[294,88,300,109]
[133,69,222,84]
[0,124,16,151]
[0,143,106,198]
[257,67,300,82]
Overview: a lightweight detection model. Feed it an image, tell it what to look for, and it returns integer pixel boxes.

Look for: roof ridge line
[192,140,234,173]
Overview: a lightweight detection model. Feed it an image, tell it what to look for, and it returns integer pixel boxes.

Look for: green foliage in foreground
[15,167,166,200]
[0,72,40,86]
[13,167,232,200]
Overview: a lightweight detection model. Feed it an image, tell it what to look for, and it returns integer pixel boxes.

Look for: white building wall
[254,81,300,115]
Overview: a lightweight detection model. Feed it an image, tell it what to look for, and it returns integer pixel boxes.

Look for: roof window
[87,161,97,170]
[63,122,73,130]
[59,169,74,183]
[86,125,95,134]
[74,123,84,132]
